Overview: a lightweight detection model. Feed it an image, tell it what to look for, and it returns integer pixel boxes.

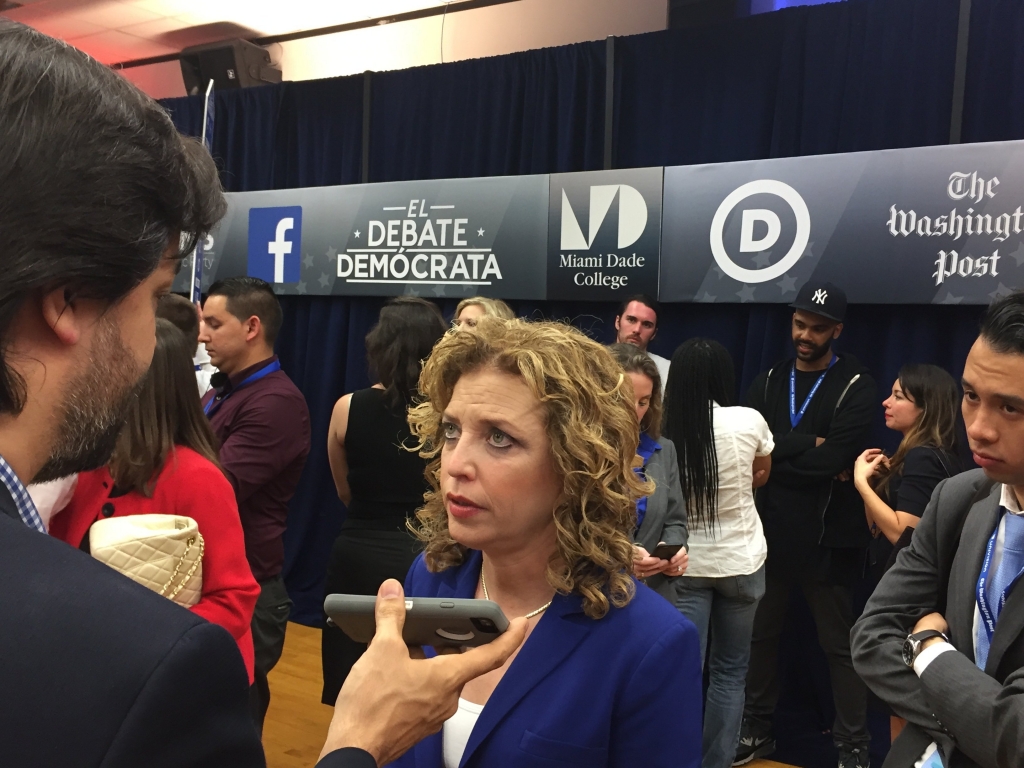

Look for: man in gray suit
[852,291,1024,768]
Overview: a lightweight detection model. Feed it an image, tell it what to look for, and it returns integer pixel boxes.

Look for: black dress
[321,388,429,703]
[866,445,961,584]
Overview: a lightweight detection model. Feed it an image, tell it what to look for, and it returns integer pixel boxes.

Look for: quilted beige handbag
[89,514,204,607]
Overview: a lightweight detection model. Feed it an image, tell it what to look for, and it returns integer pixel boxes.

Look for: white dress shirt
[647,351,670,392]
[684,404,774,578]
[194,342,217,397]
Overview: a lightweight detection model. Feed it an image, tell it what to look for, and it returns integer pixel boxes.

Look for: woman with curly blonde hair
[452,296,514,327]
[390,317,702,768]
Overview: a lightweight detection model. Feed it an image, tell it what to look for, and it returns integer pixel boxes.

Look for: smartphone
[651,543,684,560]
[324,593,510,648]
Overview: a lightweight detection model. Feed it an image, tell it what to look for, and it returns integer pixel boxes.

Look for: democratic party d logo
[248,206,303,284]
[709,180,810,284]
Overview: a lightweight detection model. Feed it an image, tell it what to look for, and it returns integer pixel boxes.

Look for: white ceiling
[1,0,463,64]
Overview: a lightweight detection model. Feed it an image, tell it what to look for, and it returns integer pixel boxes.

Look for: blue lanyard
[789,355,837,429]
[204,360,281,417]
[976,512,1024,647]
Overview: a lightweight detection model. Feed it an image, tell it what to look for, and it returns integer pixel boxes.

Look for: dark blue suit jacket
[0,485,367,768]
[388,551,703,768]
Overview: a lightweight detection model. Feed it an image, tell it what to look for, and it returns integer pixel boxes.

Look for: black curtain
[369,41,606,181]
[962,0,1024,143]
[158,8,1021,759]
[615,0,959,166]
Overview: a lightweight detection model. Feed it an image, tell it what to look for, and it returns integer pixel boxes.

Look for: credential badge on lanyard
[789,355,837,429]
[204,360,281,417]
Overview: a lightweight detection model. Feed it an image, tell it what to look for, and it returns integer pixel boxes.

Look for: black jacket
[0,487,367,768]
[745,352,876,573]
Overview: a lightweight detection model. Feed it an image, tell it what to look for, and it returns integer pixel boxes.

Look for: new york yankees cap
[790,280,846,323]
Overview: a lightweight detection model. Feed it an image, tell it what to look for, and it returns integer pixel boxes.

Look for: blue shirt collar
[0,455,45,533]
[637,432,661,463]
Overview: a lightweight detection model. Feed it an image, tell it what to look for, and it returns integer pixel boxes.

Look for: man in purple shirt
[199,276,311,733]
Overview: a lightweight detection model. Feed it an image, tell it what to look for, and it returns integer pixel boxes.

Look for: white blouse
[442,697,484,768]
[684,404,774,578]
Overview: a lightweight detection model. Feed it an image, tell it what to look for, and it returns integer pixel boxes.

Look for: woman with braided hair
[662,337,774,768]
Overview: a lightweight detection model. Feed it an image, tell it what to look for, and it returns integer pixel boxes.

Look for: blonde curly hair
[407,317,651,620]
[454,296,515,323]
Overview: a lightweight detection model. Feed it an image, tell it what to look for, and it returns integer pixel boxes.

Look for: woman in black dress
[853,363,961,571]
[321,297,447,703]
[853,364,961,739]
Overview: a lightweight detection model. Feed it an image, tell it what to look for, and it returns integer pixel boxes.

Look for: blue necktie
[977,512,1024,669]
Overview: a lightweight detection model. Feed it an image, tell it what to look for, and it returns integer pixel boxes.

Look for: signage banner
[660,140,1024,305]
[175,174,550,300]
[547,167,663,300]
[175,140,1024,304]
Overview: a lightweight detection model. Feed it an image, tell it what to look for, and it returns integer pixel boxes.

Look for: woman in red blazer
[50,319,260,681]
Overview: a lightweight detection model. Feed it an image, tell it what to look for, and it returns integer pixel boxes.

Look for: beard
[33,318,148,484]
[793,336,831,363]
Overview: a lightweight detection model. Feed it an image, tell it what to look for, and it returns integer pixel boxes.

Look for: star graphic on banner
[752,251,773,268]
[477,228,485,237]
[737,285,757,303]
[939,292,963,305]
[990,283,1015,300]
[711,266,724,279]
[776,275,798,294]
[405,285,422,297]
[1011,243,1024,267]
[699,292,717,302]
[353,230,361,239]
[296,281,307,294]
[303,253,314,268]
[326,247,338,262]
[318,272,331,289]
[803,241,815,258]
[432,285,447,297]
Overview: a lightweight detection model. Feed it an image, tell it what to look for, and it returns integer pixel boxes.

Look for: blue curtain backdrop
[369,41,606,181]
[161,0,1018,762]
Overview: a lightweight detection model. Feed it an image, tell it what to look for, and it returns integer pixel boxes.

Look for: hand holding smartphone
[324,594,510,648]
[650,543,684,560]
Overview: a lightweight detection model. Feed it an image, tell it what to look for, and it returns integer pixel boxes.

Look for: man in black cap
[734,281,876,768]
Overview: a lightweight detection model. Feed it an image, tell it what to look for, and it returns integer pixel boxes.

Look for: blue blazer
[388,550,703,768]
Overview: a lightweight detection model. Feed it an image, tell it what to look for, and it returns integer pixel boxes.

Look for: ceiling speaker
[180,38,281,96]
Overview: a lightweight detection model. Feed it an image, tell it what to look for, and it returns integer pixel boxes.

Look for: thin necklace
[480,570,552,619]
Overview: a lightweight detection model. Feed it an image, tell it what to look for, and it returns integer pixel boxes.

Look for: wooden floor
[262,622,795,768]
[264,622,333,768]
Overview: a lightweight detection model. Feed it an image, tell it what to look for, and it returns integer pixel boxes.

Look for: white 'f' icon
[268,218,294,283]
[812,288,828,305]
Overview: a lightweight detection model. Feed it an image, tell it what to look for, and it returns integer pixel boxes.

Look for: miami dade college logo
[551,168,662,298]
[248,206,303,284]
[710,180,810,284]
[560,185,648,251]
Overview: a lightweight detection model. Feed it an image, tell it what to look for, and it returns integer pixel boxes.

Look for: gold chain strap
[159,533,205,601]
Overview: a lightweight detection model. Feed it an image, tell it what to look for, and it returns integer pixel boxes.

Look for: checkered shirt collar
[0,455,45,533]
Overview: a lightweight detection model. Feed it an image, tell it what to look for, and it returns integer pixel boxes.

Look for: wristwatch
[902,629,950,667]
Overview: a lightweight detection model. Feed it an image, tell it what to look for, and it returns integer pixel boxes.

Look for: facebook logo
[248,206,303,284]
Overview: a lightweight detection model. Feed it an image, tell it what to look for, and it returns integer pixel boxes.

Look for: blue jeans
[674,565,766,768]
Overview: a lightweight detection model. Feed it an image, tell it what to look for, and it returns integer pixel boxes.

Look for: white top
[912,484,1024,765]
[194,343,217,397]
[684,404,774,578]
[647,350,671,392]
[443,698,484,768]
